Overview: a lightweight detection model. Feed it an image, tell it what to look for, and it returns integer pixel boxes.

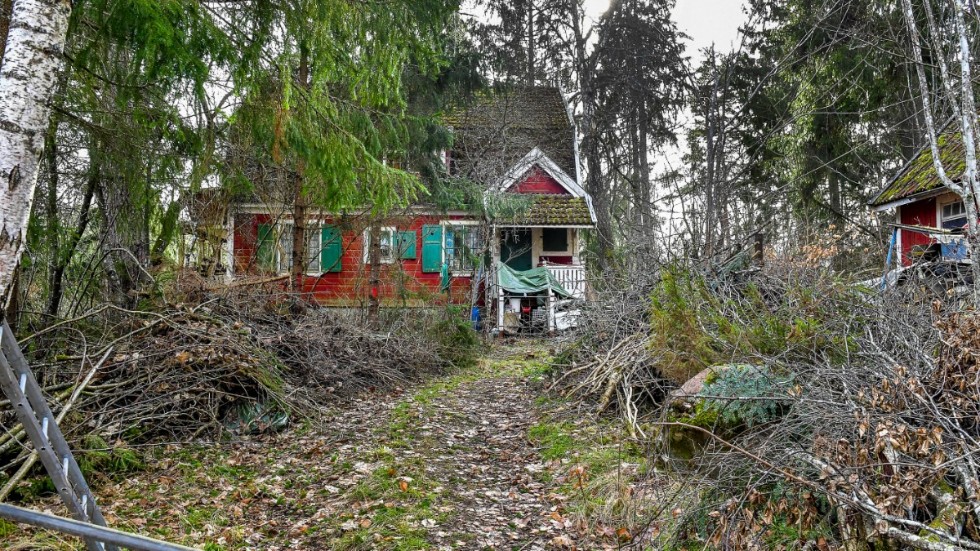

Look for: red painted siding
[233,213,270,274]
[512,167,569,195]
[233,212,477,306]
[898,198,937,266]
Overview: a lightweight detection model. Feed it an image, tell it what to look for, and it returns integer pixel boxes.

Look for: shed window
[307,225,343,273]
[942,201,967,231]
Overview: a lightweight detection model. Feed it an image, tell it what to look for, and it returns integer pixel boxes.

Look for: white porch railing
[545,264,586,298]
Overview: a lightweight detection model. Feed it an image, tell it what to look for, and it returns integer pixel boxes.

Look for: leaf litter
[16,344,629,550]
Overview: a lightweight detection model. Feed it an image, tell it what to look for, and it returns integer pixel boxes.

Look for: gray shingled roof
[446,87,577,183]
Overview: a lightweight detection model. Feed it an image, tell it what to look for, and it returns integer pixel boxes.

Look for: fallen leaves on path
[27,344,640,550]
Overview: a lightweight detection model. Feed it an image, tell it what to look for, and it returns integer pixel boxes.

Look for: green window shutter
[320,226,343,272]
[421,224,443,273]
[257,223,275,270]
[397,230,417,259]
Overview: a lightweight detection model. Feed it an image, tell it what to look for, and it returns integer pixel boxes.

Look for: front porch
[488,226,588,334]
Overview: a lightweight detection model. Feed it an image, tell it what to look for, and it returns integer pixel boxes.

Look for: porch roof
[492,195,595,227]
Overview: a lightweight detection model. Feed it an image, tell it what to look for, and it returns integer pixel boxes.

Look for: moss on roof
[445,86,577,179]
[870,127,969,206]
[494,195,593,226]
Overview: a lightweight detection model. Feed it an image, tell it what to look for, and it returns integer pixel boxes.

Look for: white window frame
[305,224,323,275]
[362,226,397,264]
[441,220,484,275]
[266,223,292,275]
[940,199,968,231]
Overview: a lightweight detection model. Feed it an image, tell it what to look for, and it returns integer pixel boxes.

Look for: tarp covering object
[496,262,574,298]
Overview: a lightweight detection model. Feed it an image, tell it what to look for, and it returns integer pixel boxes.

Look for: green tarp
[497,262,574,298]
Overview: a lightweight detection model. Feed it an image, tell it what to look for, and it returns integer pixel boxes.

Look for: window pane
[542,228,568,251]
[381,229,394,261]
[942,202,968,231]
[446,225,482,272]
[278,225,293,273]
[364,228,397,263]
[307,228,321,273]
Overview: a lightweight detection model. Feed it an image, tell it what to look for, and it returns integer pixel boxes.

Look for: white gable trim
[495,147,588,198]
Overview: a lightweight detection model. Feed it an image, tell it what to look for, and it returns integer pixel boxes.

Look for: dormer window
[941,200,967,231]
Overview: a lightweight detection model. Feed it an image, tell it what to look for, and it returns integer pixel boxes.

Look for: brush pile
[0,279,478,497]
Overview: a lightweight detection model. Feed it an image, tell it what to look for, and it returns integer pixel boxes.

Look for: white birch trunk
[0,0,72,306]
[949,0,980,299]
[902,0,980,300]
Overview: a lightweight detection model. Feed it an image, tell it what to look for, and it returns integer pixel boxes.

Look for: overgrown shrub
[428,306,483,369]
[649,265,863,384]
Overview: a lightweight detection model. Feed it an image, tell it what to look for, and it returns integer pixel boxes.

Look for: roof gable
[512,168,570,195]
[488,148,596,226]
[495,148,586,197]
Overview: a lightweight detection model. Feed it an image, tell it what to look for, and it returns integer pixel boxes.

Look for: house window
[445,223,483,273]
[306,227,322,273]
[259,223,343,274]
[257,223,293,274]
[942,200,968,231]
[306,226,344,274]
[363,227,397,264]
[542,228,568,252]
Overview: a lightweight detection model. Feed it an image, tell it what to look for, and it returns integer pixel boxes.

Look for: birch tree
[0,0,71,307]
[901,0,980,300]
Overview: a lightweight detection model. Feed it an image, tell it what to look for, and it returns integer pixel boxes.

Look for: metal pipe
[0,503,198,551]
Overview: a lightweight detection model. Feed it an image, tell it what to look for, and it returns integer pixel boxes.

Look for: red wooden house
[870,129,970,266]
[210,87,594,329]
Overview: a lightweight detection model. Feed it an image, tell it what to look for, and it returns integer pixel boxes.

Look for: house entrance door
[501,229,533,271]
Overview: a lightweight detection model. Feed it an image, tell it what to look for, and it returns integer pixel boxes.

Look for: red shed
[869,128,971,266]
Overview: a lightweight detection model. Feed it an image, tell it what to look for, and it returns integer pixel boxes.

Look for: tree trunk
[290,45,310,294]
[703,52,719,258]
[47,160,96,318]
[637,99,653,237]
[570,1,615,273]
[526,0,535,85]
[951,0,980,300]
[0,0,14,63]
[0,0,73,308]
[150,200,180,266]
[367,219,381,327]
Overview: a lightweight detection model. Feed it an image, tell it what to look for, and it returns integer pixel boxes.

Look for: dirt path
[84,344,595,550]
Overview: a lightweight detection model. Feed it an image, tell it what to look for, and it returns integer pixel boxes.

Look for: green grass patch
[528,421,577,460]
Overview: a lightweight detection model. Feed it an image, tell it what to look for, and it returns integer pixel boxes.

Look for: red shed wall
[511,167,569,195]
[233,212,476,306]
[898,197,937,266]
